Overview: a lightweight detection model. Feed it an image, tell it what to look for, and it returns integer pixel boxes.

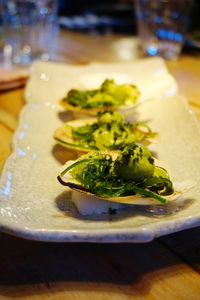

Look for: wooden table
[1,30,200,299]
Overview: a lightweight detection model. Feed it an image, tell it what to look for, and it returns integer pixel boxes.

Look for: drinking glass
[135,0,193,59]
[2,0,58,65]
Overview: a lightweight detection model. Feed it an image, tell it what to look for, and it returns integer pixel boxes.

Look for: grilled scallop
[57,145,187,207]
[54,111,157,152]
[59,79,141,116]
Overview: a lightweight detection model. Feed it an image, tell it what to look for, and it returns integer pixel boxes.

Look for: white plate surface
[1,57,200,242]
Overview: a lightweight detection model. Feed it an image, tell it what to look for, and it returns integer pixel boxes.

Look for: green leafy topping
[114,143,155,181]
[55,137,98,150]
[63,79,139,108]
[60,158,92,177]
[58,111,157,151]
[60,144,174,203]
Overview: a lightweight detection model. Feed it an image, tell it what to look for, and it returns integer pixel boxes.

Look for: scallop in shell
[57,151,191,208]
[54,113,156,153]
[59,79,141,116]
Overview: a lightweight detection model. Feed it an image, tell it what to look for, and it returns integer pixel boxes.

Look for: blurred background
[57,0,137,34]
[56,0,199,34]
[0,0,200,59]
[0,0,200,35]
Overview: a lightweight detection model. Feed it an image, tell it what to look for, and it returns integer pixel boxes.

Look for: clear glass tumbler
[135,0,193,59]
[2,0,58,65]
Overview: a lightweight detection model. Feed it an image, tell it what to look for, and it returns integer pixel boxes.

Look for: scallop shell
[57,153,191,206]
[54,118,97,152]
[54,117,154,152]
[59,84,141,116]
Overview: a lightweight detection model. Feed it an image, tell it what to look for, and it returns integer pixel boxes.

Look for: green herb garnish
[59,144,174,203]
[63,79,140,109]
[57,111,157,151]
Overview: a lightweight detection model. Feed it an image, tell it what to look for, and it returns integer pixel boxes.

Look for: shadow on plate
[58,110,75,122]
[58,110,93,121]
[55,190,195,222]
[52,144,79,165]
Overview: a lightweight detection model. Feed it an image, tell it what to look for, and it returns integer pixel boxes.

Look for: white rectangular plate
[1,57,200,242]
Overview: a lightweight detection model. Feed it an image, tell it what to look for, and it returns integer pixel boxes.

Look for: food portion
[56,78,186,216]
[54,110,157,151]
[57,144,177,211]
[59,79,140,115]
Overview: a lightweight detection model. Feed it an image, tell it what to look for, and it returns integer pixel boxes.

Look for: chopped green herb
[57,111,157,151]
[63,79,140,109]
[59,144,174,203]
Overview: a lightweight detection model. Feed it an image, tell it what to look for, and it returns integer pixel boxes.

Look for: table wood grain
[0,30,200,299]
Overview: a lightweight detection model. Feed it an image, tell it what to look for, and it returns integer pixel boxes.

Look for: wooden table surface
[1,30,200,299]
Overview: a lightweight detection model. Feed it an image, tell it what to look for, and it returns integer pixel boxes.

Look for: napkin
[0,67,29,91]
